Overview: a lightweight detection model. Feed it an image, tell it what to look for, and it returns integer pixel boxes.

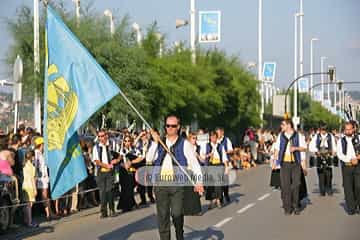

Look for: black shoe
[149,197,155,204]
[327,190,333,196]
[294,209,301,215]
[320,193,326,197]
[348,210,356,216]
[284,210,292,216]
[100,213,108,219]
[110,210,117,217]
[139,201,147,206]
[225,196,231,203]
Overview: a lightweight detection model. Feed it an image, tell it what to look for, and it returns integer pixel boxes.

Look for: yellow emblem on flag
[46,64,78,150]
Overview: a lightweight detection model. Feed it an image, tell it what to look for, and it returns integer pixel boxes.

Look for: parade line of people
[1,116,360,239]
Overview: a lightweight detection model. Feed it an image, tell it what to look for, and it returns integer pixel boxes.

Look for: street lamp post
[299,0,304,90]
[310,37,319,98]
[284,68,335,117]
[34,0,41,133]
[334,78,337,110]
[13,55,23,133]
[73,0,80,27]
[293,13,299,126]
[190,0,196,64]
[155,33,163,57]
[320,56,327,105]
[104,9,114,36]
[258,0,264,126]
[132,22,142,45]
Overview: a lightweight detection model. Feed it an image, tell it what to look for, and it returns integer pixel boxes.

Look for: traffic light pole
[284,70,334,118]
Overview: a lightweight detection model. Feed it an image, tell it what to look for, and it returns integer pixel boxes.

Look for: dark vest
[316,133,332,152]
[206,142,224,166]
[277,132,301,166]
[96,142,113,164]
[152,137,188,183]
[341,135,360,155]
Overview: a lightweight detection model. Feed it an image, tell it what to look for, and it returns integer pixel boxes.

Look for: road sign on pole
[298,78,309,93]
[262,62,276,82]
[199,11,221,43]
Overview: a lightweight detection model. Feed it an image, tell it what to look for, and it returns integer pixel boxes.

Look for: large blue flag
[44,6,120,199]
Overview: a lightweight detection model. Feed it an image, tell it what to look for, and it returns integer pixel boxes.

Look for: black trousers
[317,166,333,195]
[147,185,154,199]
[137,184,146,203]
[154,186,184,240]
[96,171,115,215]
[280,162,301,212]
[341,164,360,212]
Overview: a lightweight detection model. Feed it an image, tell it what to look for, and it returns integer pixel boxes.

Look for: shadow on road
[184,225,224,240]
[1,225,54,240]
[311,188,341,194]
[98,214,157,240]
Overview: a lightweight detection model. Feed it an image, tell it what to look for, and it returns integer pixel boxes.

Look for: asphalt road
[3,164,359,240]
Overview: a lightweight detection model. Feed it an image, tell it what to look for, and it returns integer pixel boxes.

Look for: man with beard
[337,122,360,215]
[274,119,307,215]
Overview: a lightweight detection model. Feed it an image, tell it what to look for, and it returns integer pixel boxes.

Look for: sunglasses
[166,124,178,128]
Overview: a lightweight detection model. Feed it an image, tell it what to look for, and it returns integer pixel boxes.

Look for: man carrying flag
[44,6,120,203]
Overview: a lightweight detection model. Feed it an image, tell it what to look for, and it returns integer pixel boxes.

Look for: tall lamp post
[299,0,304,93]
[320,56,327,105]
[284,67,335,117]
[72,0,80,27]
[13,55,23,133]
[132,22,142,45]
[258,0,263,125]
[155,33,163,57]
[310,37,319,98]
[33,0,41,133]
[293,13,301,127]
[104,9,115,36]
[190,0,196,64]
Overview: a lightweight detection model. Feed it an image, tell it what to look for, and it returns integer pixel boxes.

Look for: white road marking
[258,193,271,201]
[237,203,256,214]
[213,217,233,228]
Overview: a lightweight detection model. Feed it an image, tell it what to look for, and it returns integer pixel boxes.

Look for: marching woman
[205,131,229,209]
[183,132,202,216]
[116,135,138,212]
[270,135,281,190]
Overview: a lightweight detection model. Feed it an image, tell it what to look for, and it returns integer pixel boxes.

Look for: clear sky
[1,0,359,91]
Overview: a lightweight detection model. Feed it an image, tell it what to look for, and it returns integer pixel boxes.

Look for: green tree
[6,3,262,135]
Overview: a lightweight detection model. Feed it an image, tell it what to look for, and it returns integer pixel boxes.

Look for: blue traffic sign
[263,62,276,82]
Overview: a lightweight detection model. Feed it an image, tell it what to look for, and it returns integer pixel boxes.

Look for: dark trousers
[154,186,184,240]
[147,185,154,199]
[137,184,146,203]
[341,164,360,211]
[280,162,301,212]
[317,166,333,195]
[96,171,114,215]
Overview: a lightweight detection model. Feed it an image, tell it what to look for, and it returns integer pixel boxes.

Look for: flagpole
[117,89,197,187]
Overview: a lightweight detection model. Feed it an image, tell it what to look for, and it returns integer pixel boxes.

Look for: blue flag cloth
[44,6,120,199]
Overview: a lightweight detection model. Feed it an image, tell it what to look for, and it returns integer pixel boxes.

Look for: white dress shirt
[337,136,357,163]
[92,142,110,164]
[309,133,337,154]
